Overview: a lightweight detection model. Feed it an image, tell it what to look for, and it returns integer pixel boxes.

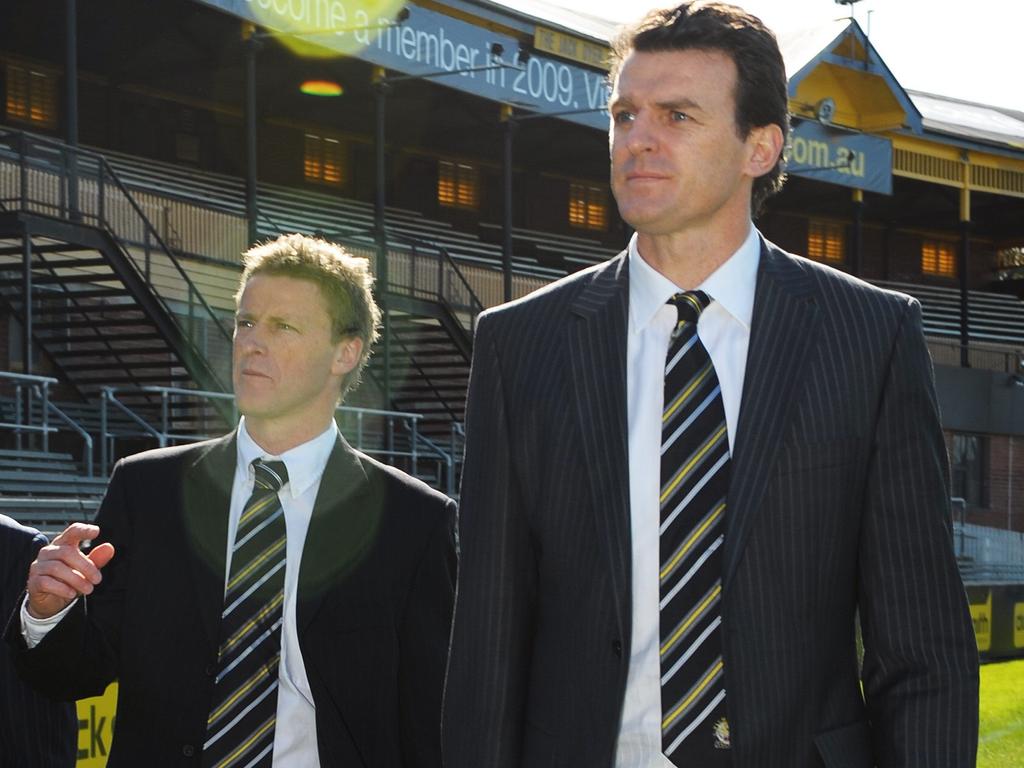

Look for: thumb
[87,542,116,570]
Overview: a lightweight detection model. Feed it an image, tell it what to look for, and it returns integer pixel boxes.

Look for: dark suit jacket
[7,432,456,767]
[0,515,77,767]
[443,239,979,768]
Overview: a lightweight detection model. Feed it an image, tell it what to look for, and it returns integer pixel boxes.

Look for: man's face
[233,274,360,437]
[609,48,760,238]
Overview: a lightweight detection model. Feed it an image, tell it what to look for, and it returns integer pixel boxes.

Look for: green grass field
[979,659,1024,767]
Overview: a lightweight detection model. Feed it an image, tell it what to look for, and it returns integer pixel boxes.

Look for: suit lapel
[723,239,821,591]
[567,253,632,636]
[296,434,373,636]
[181,432,236,650]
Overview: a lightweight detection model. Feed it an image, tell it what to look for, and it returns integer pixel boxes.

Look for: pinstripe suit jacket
[443,238,979,768]
[0,515,77,767]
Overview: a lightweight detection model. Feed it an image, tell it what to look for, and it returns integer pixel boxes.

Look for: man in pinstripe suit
[0,515,76,766]
[443,3,978,767]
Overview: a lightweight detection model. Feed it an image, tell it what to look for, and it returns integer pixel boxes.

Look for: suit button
[205,662,217,677]
[612,639,623,657]
[182,744,195,757]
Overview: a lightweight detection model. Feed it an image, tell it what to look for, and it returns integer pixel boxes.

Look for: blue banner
[787,119,893,195]
[197,0,612,130]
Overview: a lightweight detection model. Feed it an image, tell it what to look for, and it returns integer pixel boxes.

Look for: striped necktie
[659,291,732,763]
[203,459,289,768]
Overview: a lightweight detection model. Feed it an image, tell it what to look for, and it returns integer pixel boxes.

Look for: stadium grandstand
[2,0,1023,684]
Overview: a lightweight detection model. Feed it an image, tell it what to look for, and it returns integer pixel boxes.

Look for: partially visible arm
[442,315,537,768]
[0,522,78,764]
[398,496,456,768]
[858,299,979,766]
[6,461,133,701]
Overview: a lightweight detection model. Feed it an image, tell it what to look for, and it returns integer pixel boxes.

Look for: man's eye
[277,322,296,332]
[235,319,254,329]
[671,111,689,122]
[612,110,635,124]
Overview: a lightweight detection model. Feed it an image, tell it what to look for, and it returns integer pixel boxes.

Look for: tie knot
[253,459,288,492]
[670,290,711,325]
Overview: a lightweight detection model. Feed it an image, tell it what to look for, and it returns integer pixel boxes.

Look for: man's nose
[625,114,657,156]
[235,326,266,354]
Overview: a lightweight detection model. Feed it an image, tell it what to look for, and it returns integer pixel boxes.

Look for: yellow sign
[76,682,117,768]
[970,591,992,652]
[533,27,609,70]
[1015,602,1024,649]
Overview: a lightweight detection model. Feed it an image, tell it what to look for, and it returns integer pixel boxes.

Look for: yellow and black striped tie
[203,459,288,768]
[659,291,732,764]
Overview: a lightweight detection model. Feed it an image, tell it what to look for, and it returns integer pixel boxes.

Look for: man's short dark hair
[610,2,790,215]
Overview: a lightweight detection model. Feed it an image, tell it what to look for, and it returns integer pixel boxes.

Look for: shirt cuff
[20,595,77,649]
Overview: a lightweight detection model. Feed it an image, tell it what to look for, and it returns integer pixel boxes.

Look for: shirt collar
[236,416,339,499]
[628,225,761,332]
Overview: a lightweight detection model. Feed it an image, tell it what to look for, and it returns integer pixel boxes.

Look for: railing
[954,520,1024,583]
[926,339,1024,373]
[0,370,94,474]
[387,232,485,329]
[0,128,235,387]
[260,212,490,332]
[98,386,458,495]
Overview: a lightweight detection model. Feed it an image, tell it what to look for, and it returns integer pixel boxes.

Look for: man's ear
[746,123,785,179]
[332,336,363,377]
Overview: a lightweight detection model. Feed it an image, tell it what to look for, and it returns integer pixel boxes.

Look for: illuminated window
[5,62,57,129]
[568,182,608,231]
[921,239,956,277]
[437,160,478,210]
[806,219,845,264]
[304,133,346,186]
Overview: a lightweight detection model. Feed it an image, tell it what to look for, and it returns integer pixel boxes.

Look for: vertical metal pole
[959,220,970,368]
[501,106,515,303]
[245,28,259,246]
[66,0,79,221]
[22,229,33,379]
[410,418,419,476]
[14,384,23,452]
[18,134,28,210]
[101,388,109,475]
[850,189,863,277]
[40,382,50,453]
[374,71,388,290]
[374,70,392,417]
[959,162,971,368]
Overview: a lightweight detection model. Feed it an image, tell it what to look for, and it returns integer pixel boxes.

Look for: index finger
[51,522,101,549]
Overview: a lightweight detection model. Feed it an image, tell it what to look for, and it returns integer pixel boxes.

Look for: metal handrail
[409,427,455,496]
[0,371,93,474]
[0,128,234,375]
[301,224,486,328]
[386,230,486,316]
[97,385,450,482]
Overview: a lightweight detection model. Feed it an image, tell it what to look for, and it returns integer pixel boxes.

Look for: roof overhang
[786,20,922,135]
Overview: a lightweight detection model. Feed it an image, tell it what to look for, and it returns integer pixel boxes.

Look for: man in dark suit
[1,515,76,766]
[9,234,456,767]
[443,3,978,767]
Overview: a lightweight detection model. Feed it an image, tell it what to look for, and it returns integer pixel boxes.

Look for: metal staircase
[1,128,480,471]
[0,128,234,434]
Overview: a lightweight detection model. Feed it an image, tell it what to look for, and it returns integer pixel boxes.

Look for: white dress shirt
[614,226,760,766]
[24,417,338,767]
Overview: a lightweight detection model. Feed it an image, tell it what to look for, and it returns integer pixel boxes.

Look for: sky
[545,0,1022,112]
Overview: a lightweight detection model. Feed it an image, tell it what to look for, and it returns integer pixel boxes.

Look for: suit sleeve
[398,495,457,768]
[7,460,134,701]
[442,313,536,768]
[857,298,979,766]
[1,521,78,765]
